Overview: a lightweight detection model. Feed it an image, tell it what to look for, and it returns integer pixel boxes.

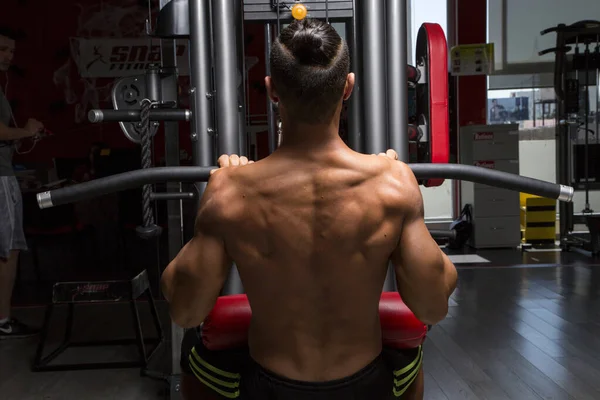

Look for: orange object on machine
[291,4,308,20]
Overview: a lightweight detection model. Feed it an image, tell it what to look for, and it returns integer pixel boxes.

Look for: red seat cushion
[202,292,427,351]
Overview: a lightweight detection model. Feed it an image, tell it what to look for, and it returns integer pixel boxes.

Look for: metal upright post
[163,40,185,399]
[235,0,248,157]
[347,1,364,153]
[212,0,242,156]
[597,67,600,141]
[386,0,409,161]
[265,23,278,154]
[212,0,244,295]
[362,0,388,154]
[189,0,215,181]
[363,0,395,291]
[146,66,162,102]
[166,0,214,396]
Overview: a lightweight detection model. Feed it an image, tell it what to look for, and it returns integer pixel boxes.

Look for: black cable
[596,37,600,144]
[135,99,162,239]
[584,43,591,211]
[578,125,595,136]
[140,99,155,228]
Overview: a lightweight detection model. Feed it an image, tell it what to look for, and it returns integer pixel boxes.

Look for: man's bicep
[389,164,439,275]
[392,214,444,284]
[390,196,451,324]
[162,179,233,328]
[164,230,232,328]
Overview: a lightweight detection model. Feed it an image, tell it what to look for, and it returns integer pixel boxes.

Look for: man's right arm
[389,164,457,326]
[0,121,33,141]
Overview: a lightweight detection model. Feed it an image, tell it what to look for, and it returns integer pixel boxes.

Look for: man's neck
[277,118,346,154]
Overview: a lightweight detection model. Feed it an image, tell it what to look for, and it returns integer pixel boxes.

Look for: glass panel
[488,0,600,67]
[491,84,600,214]
[506,0,600,65]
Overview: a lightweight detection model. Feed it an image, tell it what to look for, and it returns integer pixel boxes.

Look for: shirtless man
[161,19,457,399]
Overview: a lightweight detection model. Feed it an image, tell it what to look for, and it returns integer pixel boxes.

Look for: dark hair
[0,27,17,41]
[270,19,350,124]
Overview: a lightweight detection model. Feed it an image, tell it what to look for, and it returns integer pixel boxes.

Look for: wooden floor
[3,248,600,399]
[425,262,600,400]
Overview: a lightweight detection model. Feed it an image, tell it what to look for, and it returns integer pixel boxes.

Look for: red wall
[0,0,269,168]
[450,0,488,216]
[456,0,487,126]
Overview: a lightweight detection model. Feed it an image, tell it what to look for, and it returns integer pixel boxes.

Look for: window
[488,88,557,129]
[410,0,447,65]
[411,0,451,221]
[487,0,600,73]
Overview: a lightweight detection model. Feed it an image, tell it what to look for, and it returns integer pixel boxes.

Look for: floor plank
[492,347,574,400]
[508,339,599,400]
[554,356,600,394]
[422,342,480,399]
[423,372,449,399]
[426,329,512,399]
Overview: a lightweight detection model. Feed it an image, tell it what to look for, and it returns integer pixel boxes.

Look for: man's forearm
[442,252,458,298]
[161,263,193,326]
[0,125,29,141]
[161,260,217,328]
[394,249,457,326]
[160,264,175,303]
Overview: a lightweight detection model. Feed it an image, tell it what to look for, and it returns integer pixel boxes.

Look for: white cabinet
[459,124,521,249]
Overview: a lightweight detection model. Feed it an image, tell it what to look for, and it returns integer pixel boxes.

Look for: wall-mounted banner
[450,43,495,76]
[70,37,190,78]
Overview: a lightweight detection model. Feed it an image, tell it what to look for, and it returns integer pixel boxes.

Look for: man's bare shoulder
[197,168,246,228]
[369,156,422,213]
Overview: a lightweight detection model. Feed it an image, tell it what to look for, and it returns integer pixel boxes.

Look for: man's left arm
[161,177,232,328]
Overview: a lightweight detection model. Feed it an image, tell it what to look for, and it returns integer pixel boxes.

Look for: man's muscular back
[209,147,424,382]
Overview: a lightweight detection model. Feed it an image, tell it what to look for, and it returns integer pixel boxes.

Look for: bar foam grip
[38,167,213,208]
[410,164,572,201]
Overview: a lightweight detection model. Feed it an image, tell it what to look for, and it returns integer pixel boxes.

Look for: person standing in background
[0,27,44,339]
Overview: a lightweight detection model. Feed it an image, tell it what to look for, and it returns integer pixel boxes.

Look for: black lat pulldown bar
[36,164,574,210]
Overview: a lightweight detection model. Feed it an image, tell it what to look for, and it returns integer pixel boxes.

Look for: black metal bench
[32,270,164,373]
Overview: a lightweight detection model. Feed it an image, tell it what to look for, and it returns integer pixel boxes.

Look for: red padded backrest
[202,292,427,351]
[416,22,450,187]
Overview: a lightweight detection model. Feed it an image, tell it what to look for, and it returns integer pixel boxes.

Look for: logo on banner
[474,161,495,169]
[107,44,186,72]
[71,37,189,78]
[474,132,494,140]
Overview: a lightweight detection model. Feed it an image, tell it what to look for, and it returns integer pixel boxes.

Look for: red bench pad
[202,292,427,351]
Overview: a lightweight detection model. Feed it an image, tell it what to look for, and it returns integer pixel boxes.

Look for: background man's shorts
[0,176,28,260]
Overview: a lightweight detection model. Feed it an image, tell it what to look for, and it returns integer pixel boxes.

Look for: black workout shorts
[180,328,423,399]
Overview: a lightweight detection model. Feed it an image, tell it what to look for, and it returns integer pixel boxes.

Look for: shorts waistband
[250,353,385,391]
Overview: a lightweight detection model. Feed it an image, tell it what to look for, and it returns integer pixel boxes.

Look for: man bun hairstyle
[286,24,327,65]
[270,19,350,124]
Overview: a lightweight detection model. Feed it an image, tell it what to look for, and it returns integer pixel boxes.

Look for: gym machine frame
[36,1,574,397]
[540,21,600,254]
